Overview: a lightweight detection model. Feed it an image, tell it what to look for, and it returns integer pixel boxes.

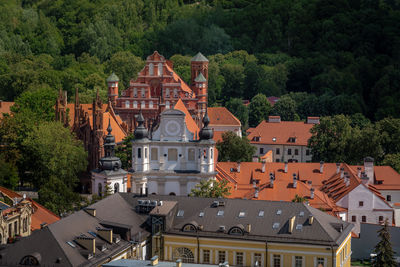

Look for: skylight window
[239,211,246,218]
[199,211,204,217]
[272,222,280,229]
[217,210,224,216]
[177,210,184,217]
[299,211,304,217]
[296,224,303,230]
[258,210,265,217]
[276,210,282,215]
[67,241,76,248]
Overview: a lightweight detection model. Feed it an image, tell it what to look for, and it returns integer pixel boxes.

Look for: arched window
[182,224,197,232]
[149,101,153,108]
[98,183,103,197]
[188,148,195,161]
[228,227,244,236]
[20,255,41,265]
[141,101,146,109]
[114,183,120,193]
[169,192,176,196]
[166,101,170,109]
[133,101,138,108]
[158,63,163,76]
[173,88,178,98]
[173,247,195,263]
[165,88,170,97]
[134,88,137,97]
[141,88,145,97]
[149,63,154,76]
[211,149,213,159]
[125,101,130,108]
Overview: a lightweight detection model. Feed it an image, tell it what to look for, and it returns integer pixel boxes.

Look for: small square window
[362,215,366,222]
[294,149,299,155]
[199,211,204,217]
[359,201,364,207]
[387,195,392,201]
[217,210,224,216]
[288,149,292,155]
[276,210,282,215]
[238,211,246,218]
[352,216,356,222]
[379,216,383,222]
[177,210,184,217]
[258,210,264,217]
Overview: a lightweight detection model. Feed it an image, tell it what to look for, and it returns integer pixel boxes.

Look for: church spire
[134,110,148,140]
[199,110,213,140]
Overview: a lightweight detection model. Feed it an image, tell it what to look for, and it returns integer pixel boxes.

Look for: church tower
[107,72,119,107]
[190,52,208,123]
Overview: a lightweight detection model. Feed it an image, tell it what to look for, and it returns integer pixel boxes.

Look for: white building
[131,109,216,196]
[91,120,128,196]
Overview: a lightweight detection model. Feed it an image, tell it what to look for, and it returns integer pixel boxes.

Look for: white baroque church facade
[131,109,216,196]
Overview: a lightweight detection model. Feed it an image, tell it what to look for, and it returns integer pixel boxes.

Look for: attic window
[182,224,197,232]
[177,210,184,217]
[272,222,280,229]
[276,210,282,215]
[299,211,304,217]
[66,241,76,248]
[253,136,260,142]
[228,227,244,236]
[238,211,246,218]
[288,137,296,143]
[199,211,205,217]
[217,210,224,216]
[296,224,303,230]
[258,210,265,217]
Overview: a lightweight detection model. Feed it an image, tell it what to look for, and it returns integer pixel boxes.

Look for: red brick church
[107,51,209,130]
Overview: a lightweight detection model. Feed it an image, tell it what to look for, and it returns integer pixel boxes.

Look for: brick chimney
[336,163,340,174]
[261,160,266,173]
[364,157,374,184]
[237,161,241,173]
[293,173,297,188]
[310,187,315,199]
[284,161,288,173]
[319,161,324,173]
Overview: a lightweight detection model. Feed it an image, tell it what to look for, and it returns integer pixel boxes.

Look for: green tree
[376,118,400,156]
[0,157,19,190]
[115,134,135,169]
[217,131,256,162]
[292,194,306,203]
[382,154,400,174]
[372,219,396,267]
[248,94,271,127]
[271,95,299,121]
[189,179,231,198]
[225,98,248,129]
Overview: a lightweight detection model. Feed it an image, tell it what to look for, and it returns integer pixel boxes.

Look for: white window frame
[133,101,138,108]
[292,255,304,267]
[314,257,327,267]
[125,100,130,108]
[271,254,282,267]
[149,101,153,109]
[149,63,154,76]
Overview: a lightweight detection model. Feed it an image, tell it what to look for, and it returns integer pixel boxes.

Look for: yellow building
[147,197,353,267]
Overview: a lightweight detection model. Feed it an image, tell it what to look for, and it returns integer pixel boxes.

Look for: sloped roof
[174,99,199,138]
[107,72,119,82]
[248,120,314,146]
[0,101,14,118]
[194,72,206,82]
[207,107,241,126]
[164,63,194,95]
[191,52,208,62]
[350,165,400,190]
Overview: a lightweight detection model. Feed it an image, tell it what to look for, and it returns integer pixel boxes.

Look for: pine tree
[372,219,396,267]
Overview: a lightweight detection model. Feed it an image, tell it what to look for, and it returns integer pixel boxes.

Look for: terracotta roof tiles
[207,107,241,126]
[174,99,199,138]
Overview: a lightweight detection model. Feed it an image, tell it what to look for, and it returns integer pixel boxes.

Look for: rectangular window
[151,148,158,161]
[260,148,264,154]
[276,159,280,162]
[254,253,262,266]
[317,257,325,266]
[352,216,356,222]
[218,251,226,264]
[273,254,280,267]
[276,148,280,155]
[188,148,195,161]
[236,252,243,266]
[359,201,363,207]
[306,149,310,156]
[138,148,142,158]
[288,149,292,155]
[295,256,303,267]
[168,148,178,161]
[387,195,391,201]
[8,224,12,238]
[295,149,299,155]
[144,148,148,158]
[362,215,366,222]
[379,216,384,222]
[14,221,18,236]
[203,250,210,264]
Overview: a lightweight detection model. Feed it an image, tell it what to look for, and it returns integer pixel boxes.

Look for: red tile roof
[349,165,400,190]
[174,99,199,138]
[0,186,59,231]
[247,120,314,146]
[207,107,241,126]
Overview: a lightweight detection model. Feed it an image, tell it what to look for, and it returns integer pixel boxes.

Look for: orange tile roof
[248,120,314,146]
[174,99,199,138]
[164,64,194,95]
[213,131,224,143]
[0,101,14,118]
[349,165,400,190]
[260,150,273,162]
[207,107,241,126]
[0,186,59,231]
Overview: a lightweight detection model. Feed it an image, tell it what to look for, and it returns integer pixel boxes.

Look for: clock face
[165,120,181,136]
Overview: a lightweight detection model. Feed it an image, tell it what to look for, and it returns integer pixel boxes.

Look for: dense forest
[0,0,399,122]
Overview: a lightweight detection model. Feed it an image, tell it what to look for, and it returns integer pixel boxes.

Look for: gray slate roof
[191,52,208,62]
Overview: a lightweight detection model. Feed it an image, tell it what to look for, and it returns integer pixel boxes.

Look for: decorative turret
[199,111,213,140]
[134,111,148,140]
[107,72,119,106]
[99,118,122,171]
[191,53,208,123]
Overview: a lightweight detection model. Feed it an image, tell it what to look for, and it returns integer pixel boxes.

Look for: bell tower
[190,52,208,123]
[107,72,119,106]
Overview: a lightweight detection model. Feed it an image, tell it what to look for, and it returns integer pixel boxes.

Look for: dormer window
[288,137,296,143]
[182,224,197,232]
[252,136,260,142]
[228,226,244,236]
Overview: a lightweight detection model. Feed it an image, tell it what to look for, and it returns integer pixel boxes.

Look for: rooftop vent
[199,211,204,217]
[218,225,226,232]
[299,211,304,217]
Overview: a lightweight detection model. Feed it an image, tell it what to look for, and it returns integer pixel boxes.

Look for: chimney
[237,161,241,173]
[307,117,320,124]
[246,224,252,233]
[254,188,259,198]
[293,173,297,188]
[309,215,314,225]
[340,168,344,178]
[364,157,374,184]
[269,172,274,188]
[310,188,315,199]
[252,180,257,188]
[284,161,288,173]
[97,228,113,243]
[357,167,362,178]
[319,161,324,173]
[288,216,296,233]
[151,256,159,266]
[336,163,340,174]
[361,174,369,185]
[261,160,266,173]
[84,208,96,217]
[345,176,350,187]
[268,116,281,123]
[76,236,95,254]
